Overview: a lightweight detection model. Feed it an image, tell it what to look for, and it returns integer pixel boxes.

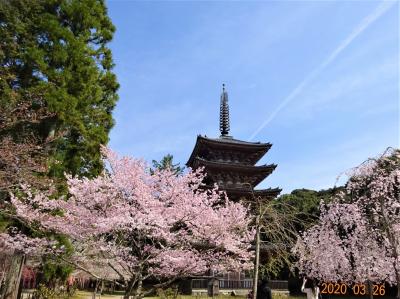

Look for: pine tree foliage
[151,154,184,176]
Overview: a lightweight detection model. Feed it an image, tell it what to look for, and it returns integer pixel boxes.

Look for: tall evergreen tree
[151,154,184,175]
[0,0,119,179]
[278,188,343,232]
[0,1,119,297]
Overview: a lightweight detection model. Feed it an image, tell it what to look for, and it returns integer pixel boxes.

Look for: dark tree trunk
[252,214,260,299]
[15,282,22,299]
[367,281,373,299]
[0,254,25,299]
[124,275,143,299]
[92,280,101,299]
[135,277,143,299]
[123,279,134,299]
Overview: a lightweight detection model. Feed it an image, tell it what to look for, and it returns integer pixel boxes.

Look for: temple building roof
[223,187,282,200]
[187,135,271,166]
[191,157,276,187]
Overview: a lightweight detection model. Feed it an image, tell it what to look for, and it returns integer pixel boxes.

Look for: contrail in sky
[248,0,397,141]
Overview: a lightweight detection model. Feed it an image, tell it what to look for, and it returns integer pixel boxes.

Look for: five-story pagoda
[187,85,281,202]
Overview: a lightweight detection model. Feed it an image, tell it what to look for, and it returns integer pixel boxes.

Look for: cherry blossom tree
[293,148,400,298]
[0,95,56,299]
[1,147,254,298]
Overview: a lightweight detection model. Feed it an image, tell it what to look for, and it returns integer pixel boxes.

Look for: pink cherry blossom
[294,149,400,296]
[3,146,254,297]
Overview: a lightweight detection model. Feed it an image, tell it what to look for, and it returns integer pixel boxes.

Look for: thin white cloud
[296,56,397,115]
[248,0,397,141]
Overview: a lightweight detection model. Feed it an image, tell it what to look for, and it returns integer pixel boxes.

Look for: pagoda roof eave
[202,186,282,200]
[193,157,277,187]
[197,135,271,147]
[224,187,281,197]
[192,157,277,173]
[253,188,282,198]
[186,135,272,167]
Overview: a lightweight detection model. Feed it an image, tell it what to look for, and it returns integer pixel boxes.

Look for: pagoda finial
[220,84,230,137]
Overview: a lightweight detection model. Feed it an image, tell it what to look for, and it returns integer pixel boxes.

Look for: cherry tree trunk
[92,280,97,299]
[367,281,373,299]
[124,276,141,299]
[133,277,143,299]
[123,280,133,299]
[124,275,143,299]
[0,254,25,299]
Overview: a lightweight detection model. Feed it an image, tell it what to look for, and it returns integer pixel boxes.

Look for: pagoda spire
[220,84,230,137]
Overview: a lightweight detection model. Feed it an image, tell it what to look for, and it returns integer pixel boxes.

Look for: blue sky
[107,0,399,194]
